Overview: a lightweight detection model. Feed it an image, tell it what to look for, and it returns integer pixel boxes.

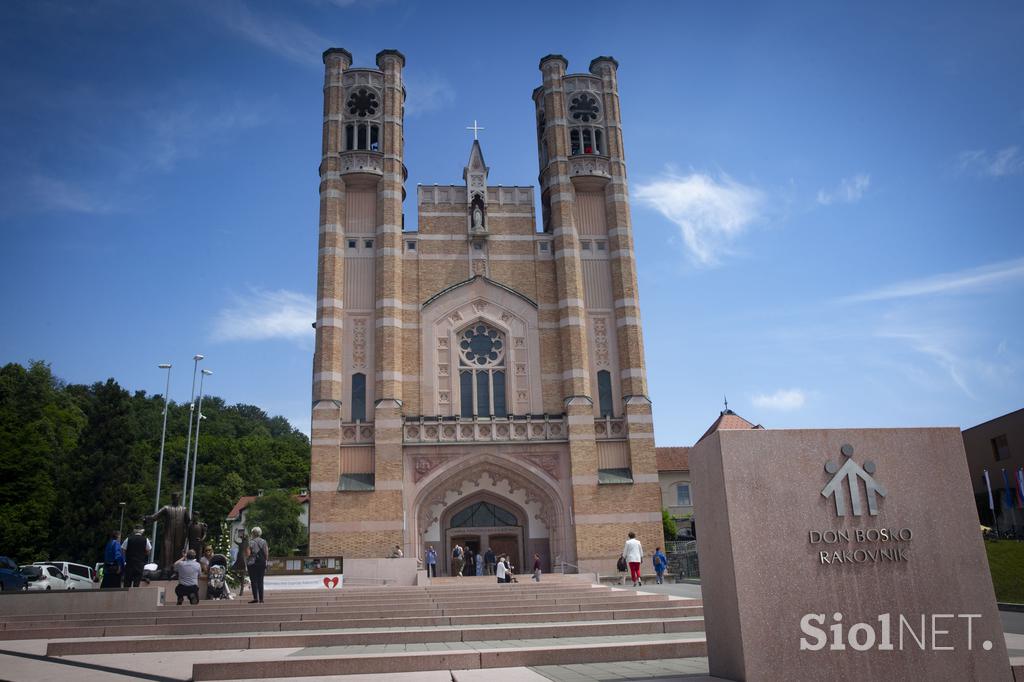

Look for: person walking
[246,527,269,604]
[532,553,542,582]
[121,525,151,588]
[101,530,125,588]
[475,551,484,576]
[173,550,202,605]
[652,546,668,585]
[622,531,644,587]
[425,546,437,577]
[231,527,249,598]
[484,547,496,575]
[495,554,507,583]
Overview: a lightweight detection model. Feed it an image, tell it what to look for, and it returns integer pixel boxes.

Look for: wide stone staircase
[0,575,706,680]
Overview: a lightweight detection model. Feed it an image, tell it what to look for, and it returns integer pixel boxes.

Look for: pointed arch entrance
[411,453,566,577]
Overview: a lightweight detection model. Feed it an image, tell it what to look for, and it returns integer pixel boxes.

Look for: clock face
[347,88,379,117]
[569,93,600,122]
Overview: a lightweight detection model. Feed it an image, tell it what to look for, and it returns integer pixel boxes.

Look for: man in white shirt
[622,531,644,587]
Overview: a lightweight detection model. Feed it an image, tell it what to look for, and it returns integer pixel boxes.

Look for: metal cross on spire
[466,119,485,140]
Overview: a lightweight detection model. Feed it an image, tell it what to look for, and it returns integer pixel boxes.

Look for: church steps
[0,603,703,640]
[46,617,705,655]
[1,597,690,632]
[188,637,709,680]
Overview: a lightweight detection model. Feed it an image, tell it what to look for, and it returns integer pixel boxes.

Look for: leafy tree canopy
[0,362,309,564]
[244,490,307,557]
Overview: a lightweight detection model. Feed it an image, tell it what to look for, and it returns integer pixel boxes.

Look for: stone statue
[145,492,189,572]
[472,205,483,231]
[187,512,208,554]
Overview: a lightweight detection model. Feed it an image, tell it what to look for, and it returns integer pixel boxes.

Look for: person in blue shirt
[652,546,668,585]
[425,546,437,577]
[101,530,126,588]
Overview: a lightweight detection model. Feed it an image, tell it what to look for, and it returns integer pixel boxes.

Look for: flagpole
[983,468,995,530]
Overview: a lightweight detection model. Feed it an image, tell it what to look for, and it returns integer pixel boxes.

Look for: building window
[539,242,549,252]
[597,370,613,417]
[347,239,357,249]
[569,126,603,156]
[351,373,366,422]
[450,501,518,528]
[992,434,1011,461]
[676,483,692,507]
[457,323,507,418]
[345,124,354,151]
[345,123,381,152]
[364,239,373,248]
[406,240,416,251]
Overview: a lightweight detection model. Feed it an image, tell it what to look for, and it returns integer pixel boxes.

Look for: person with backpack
[652,546,668,585]
[616,553,628,585]
[451,544,464,577]
[245,527,270,603]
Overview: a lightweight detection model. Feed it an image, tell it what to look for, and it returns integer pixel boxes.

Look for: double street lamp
[181,354,204,511]
[150,363,173,563]
[188,368,213,517]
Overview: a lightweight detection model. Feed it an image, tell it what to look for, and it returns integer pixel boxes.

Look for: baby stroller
[206,554,230,600]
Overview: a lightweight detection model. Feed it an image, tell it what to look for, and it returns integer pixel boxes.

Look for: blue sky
[1,1,1022,445]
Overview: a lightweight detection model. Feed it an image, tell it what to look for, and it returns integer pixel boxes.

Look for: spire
[463,139,488,182]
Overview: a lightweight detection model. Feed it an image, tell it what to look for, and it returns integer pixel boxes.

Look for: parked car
[34,561,97,590]
[20,564,68,591]
[0,556,28,591]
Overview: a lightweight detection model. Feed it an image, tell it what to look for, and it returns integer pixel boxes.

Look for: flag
[983,469,994,511]
[1002,469,1015,508]
[1017,467,1024,509]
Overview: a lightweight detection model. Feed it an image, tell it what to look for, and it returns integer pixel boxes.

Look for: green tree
[244,491,305,557]
[662,508,678,542]
[0,361,85,560]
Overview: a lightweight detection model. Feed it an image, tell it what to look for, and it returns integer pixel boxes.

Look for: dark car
[0,555,28,591]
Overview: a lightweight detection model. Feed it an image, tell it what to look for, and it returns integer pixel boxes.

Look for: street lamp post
[118,501,127,537]
[187,369,213,518]
[181,354,204,510]
[151,363,172,563]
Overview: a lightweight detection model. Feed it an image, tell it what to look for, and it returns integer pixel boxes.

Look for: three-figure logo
[821,444,887,516]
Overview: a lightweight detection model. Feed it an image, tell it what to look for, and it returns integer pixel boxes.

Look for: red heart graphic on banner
[322,577,332,588]
[323,576,339,589]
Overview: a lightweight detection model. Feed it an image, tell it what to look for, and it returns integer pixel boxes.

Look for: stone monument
[692,427,1011,681]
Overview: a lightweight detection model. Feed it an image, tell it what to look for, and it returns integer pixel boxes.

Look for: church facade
[309,48,661,575]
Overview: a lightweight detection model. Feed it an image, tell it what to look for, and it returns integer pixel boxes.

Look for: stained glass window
[450,501,519,528]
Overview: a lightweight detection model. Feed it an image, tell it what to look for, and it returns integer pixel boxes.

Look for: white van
[33,562,97,590]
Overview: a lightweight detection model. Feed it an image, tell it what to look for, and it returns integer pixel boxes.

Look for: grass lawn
[985,540,1024,603]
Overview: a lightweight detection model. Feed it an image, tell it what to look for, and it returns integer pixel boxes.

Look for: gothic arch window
[597,370,613,418]
[351,373,366,422]
[449,501,519,528]
[457,322,507,418]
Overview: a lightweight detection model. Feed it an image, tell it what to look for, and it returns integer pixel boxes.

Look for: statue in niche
[469,195,486,233]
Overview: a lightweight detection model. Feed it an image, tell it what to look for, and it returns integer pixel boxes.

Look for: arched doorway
[412,454,568,578]
[443,495,526,576]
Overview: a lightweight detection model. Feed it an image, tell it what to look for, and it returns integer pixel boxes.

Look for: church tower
[533,55,660,569]
[311,48,408,555]
[309,49,661,576]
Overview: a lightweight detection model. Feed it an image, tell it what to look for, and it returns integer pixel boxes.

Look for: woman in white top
[622,531,644,587]
[495,556,507,583]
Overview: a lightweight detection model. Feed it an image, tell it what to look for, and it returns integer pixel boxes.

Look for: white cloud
[752,388,807,411]
[840,257,1024,303]
[404,72,455,117]
[957,146,1024,177]
[816,173,870,205]
[212,289,314,343]
[634,171,764,266]
[205,1,328,68]
[27,174,117,214]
